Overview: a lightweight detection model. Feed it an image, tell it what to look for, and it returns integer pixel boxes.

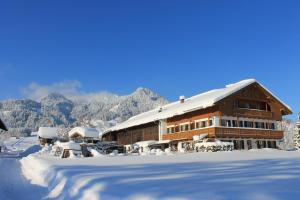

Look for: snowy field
[20,149,300,200]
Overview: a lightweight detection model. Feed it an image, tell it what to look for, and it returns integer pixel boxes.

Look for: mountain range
[0,88,169,136]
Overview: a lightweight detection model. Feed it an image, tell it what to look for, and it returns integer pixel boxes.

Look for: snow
[68,127,99,138]
[1,136,40,157]
[0,158,47,200]
[20,149,300,200]
[106,79,292,133]
[0,136,47,200]
[37,127,58,139]
[56,141,82,151]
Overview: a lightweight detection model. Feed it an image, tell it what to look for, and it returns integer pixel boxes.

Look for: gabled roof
[69,127,99,139]
[38,127,58,139]
[0,118,8,131]
[105,79,292,133]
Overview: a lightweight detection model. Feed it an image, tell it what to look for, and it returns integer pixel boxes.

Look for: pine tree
[294,113,300,149]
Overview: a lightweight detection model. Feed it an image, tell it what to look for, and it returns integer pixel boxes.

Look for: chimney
[179,95,185,103]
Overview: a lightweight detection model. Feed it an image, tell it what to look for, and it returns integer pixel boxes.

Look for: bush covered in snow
[194,139,233,152]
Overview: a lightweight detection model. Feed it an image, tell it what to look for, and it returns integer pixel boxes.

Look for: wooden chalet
[102,79,292,150]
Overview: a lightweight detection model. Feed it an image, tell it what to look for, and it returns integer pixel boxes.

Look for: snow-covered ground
[1,136,41,157]
[0,136,46,200]
[21,149,300,200]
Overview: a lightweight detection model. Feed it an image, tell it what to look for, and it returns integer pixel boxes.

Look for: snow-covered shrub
[194,139,233,152]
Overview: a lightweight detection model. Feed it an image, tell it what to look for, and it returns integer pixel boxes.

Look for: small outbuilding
[37,127,58,146]
[68,127,100,143]
[54,141,82,158]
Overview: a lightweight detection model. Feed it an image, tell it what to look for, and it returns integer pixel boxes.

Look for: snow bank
[20,155,52,186]
[20,150,300,200]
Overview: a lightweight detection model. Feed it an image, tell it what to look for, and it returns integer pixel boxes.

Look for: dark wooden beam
[0,118,8,131]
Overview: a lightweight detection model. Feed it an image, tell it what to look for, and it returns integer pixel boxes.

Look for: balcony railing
[215,127,283,139]
[234,108,273,118]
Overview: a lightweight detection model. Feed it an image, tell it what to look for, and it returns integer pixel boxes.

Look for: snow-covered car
[194,138,233,152]
[94,141,124,154]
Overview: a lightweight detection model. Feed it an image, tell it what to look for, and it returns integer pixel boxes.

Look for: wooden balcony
[162,128,215,140]
[215,127,283,139]
[233,108,274,119]
[162,127,284,141]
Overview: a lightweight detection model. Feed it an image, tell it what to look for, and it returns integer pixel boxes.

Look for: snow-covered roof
[38,127,58,139]
[69,127,99,139]
[105,79,292,133]
[56,141,81,150]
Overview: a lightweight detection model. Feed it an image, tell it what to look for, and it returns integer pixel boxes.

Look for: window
[208,119,213,126]
[196,122,200,129]
[190,122,195,130]
[167,128,171,134]
[247,140,252,150]
[267,104,271,111]
[221,119,232,127]
[195,121,207,129]
[238,100,250,109]
[201,121,206,128]
[239,121,244,127]
[226,120,232,127]
[244,121,254,128]
[270,123,275,130]
[221,119,226,127]
[255,122,265,129]
[180,124,189,132]
[232,120,238,127]
[185,124,189,131]
[167,127,175,134]
[180,125,185,132]
[238,99,271,112]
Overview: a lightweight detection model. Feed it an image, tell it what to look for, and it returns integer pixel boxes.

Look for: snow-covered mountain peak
[0,88,169,136]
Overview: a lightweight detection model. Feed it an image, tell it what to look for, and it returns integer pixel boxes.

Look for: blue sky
[0,0,299,119]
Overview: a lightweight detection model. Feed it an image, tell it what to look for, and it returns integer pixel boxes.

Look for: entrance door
[247,140,252,150]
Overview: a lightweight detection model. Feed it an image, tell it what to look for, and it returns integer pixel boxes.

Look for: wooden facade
[103,122,159,145]
[163,83,290,140]
[102,82,292,148]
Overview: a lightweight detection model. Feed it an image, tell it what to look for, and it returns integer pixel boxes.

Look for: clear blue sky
[0,0,299,119]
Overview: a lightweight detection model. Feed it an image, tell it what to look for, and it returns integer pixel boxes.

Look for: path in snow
[0,158,47,200]
[0,137,47,200]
